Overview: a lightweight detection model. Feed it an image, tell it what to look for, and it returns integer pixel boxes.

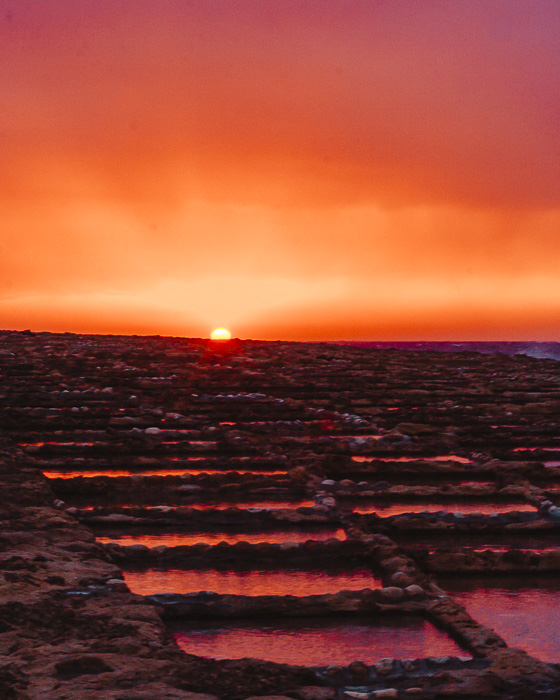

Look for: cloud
[1,1,559,338]
[246,274,560,341]
[2,0,559,210]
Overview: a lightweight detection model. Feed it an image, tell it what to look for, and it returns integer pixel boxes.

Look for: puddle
[76,501,316,512]
[168,457,206,461]
[442,575,560,663]
[44,469,288,479]
[96,529,347,547]
[399,533,560,551]
[468,544,560,553]
[172,616,467,665]
[512,447,560,453]
[352,455,472,464]
[410,541,560,555]
[20,442,96,448]
[124,567,380,596]
[350,502,536,516]
[186,500,316,510]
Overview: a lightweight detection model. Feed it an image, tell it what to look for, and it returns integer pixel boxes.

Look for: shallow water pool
[97,529,347,548]
[124,567,380,596]
[350,502,536,516]
[44,468,287,478]
[173,616,468,665]
[442,575,560,663]
[352,455,472,464]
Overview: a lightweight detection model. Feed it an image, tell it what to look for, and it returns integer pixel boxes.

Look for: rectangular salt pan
[442,575,560,663]
[351,502,536,516]
[184,500,316,510]
[352,455,472,464]
[124,568,381,596]
[76,500,316,512]
[96,529,347,547]
[44,468,287,478]
[173,616,467,665]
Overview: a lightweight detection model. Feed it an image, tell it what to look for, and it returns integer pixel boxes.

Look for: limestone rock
[379,586,404,601]
[374,657,394,675]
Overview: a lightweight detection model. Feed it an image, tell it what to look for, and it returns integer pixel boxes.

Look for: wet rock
[106,578,128,588]
[122,544,150,554]
[374,658,394,675]
[404,585,425,598]
[324,665,346,680]
[379,586,404,601]
[390,571,413,587]
[348,660,369,682]
[372,690,397,699]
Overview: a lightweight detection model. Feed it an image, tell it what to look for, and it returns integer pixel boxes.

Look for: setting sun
[210,328,231,340]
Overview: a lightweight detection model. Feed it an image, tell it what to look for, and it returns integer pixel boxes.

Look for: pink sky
[1,1,559,339]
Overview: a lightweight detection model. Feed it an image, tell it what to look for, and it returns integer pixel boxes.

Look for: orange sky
[1,0,559,340]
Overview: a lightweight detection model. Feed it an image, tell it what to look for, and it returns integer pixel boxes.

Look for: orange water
[44,469,287,478]
[97,529,347,547]
[352,455,472,464]
[124,567,380,596]
[350,502,536,516]
[185,500,316,510]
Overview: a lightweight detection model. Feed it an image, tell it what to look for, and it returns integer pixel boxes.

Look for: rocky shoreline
[3,330,560,698]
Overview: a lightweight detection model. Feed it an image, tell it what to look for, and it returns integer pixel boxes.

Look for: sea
[337,342,560,362]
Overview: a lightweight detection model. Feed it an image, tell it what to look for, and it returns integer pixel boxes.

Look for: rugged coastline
[2,331,560,698]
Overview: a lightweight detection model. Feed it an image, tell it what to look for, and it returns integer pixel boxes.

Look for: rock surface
[2,331,560,698]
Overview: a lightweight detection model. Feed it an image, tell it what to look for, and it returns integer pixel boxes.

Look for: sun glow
[211,328,231,340]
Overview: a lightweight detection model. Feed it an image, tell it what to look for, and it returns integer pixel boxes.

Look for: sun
[210,328,231,340]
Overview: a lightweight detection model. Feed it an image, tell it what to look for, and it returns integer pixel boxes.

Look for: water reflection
[352,455,472,464]
[76,501,316,511]
[96,529,347,547]
[20,442,96,447]
[186,500,315,510]
[44,468,287,479]
[173,616,467,665]
[512,447,560,453]
[124,567,380,596]
[350,502,536,516]
[442,575,560,663]
[398,534,560,551]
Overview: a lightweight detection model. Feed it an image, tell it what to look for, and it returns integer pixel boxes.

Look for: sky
[1,0,559,340]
